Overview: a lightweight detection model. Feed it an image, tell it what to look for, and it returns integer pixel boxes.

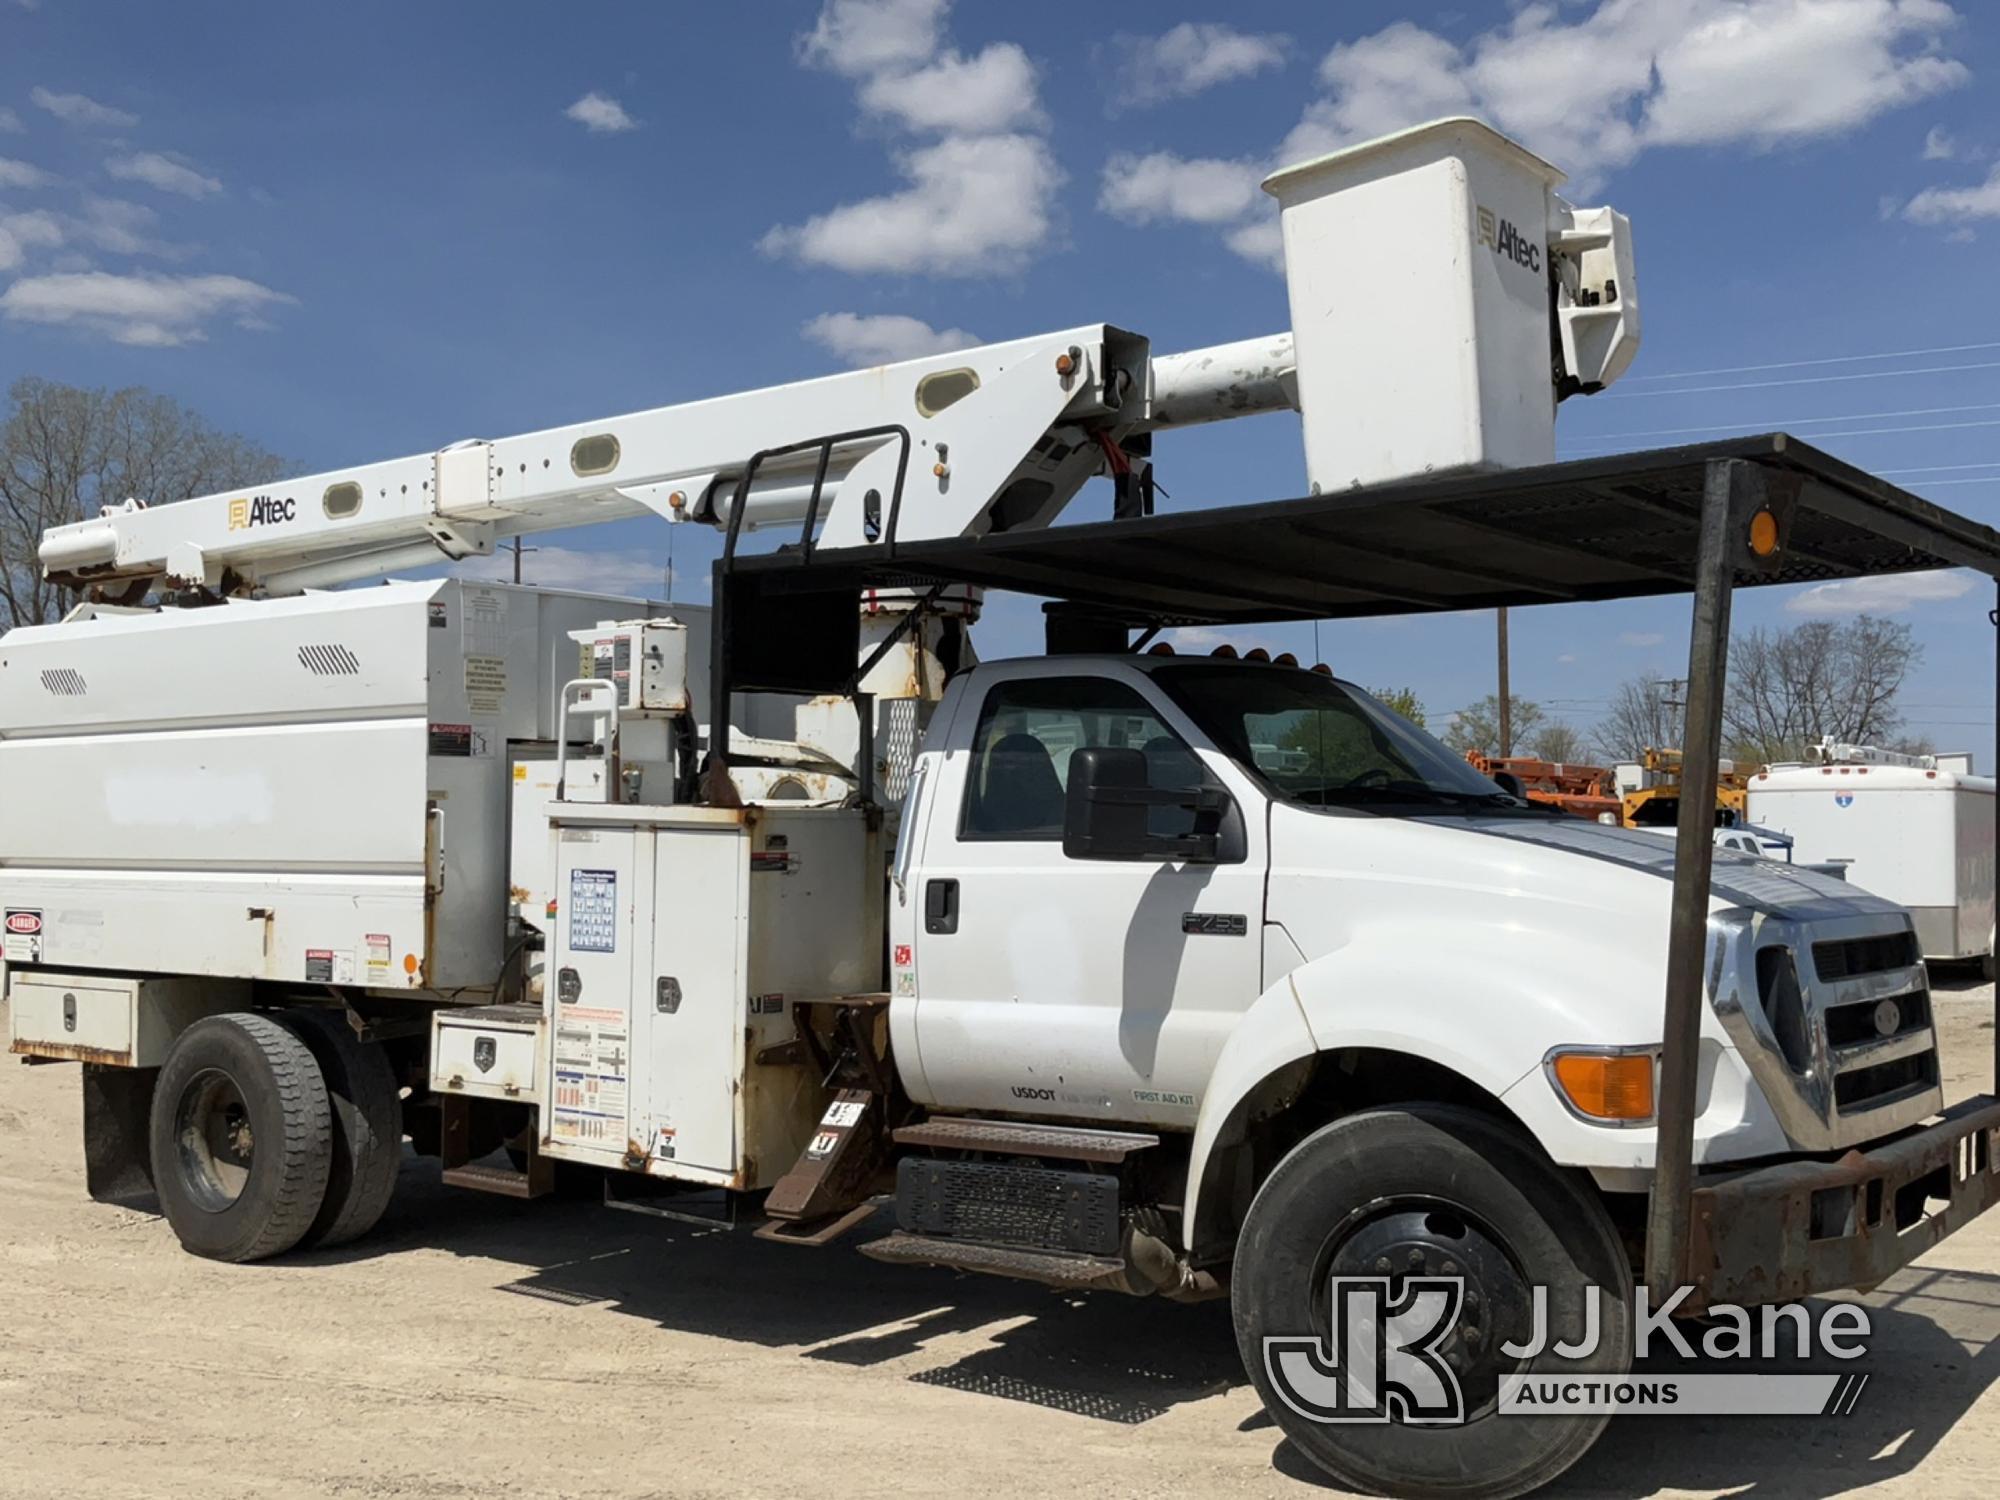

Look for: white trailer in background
[1749,745,1996,970]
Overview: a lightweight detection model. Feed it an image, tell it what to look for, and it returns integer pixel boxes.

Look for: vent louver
[39,668,87,696]
[298,644,361,676]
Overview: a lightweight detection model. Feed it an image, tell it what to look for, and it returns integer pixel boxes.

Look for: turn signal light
[1550,1051,1655,1121]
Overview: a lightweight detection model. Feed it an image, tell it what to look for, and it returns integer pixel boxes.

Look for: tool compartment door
[636,823,748,1176]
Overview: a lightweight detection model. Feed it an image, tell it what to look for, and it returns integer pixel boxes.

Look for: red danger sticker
[4,911,41,936]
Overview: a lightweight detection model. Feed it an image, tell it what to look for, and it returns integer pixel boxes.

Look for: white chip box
[431,1003,544,1103]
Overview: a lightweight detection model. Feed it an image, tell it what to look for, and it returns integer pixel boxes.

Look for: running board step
[892,1117,1159,1163]
[859,1231,1141,1293]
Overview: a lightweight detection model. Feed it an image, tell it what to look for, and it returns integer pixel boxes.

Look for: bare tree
[1527,720,1589,763]
[1445,694,1543,755]
[1722,615,1919,763]
[1594,672,1686,763]
[0,377,287,627]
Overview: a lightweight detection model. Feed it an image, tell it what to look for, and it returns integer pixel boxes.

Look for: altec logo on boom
[226,495,296,531]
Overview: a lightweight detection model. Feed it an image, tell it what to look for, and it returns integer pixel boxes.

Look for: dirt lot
[2,974,1996,1500]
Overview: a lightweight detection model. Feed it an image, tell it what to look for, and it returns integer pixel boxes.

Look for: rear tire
[1233,1103,1631,1500]
[276,1008,404,1249]
[149,1013,332,1263]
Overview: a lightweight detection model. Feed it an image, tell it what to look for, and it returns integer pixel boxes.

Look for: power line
[1876,461,2000,475]
[1621,339,2000,383]
[1604,360,2000,398]
[1568,417,2000,447]
[1566,403,2000,443]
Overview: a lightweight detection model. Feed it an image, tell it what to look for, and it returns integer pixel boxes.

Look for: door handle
[924,878,959,935]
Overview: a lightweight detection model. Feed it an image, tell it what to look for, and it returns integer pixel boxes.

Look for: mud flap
[82,1063,159,1211]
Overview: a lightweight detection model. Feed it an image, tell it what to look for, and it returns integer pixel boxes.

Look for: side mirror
[1492,770,1528,801]
[1063,746,1226,862]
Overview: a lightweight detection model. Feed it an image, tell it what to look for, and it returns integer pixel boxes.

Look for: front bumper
[1685,1095,2000,1312]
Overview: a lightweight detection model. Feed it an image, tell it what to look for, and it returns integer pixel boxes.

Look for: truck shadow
[305,1151,1244,1426]
[305,1154,1999,1486]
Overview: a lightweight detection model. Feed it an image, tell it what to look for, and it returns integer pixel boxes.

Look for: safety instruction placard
[568,868,617,953]
[551,1012,628,1145]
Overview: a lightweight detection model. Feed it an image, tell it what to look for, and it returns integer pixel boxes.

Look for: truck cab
[895,652,1942,1260]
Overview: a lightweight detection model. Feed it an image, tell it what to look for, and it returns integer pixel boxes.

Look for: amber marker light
[1548,1049,1656,1122]
[1748,508,1780,558]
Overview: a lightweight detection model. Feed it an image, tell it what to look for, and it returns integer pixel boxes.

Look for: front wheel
[1232,1103,1631,1500]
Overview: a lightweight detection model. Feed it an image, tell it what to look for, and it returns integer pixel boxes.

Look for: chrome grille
[1712,910,1942,1151]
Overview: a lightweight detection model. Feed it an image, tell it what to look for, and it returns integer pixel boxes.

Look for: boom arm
[38,118,1638,603]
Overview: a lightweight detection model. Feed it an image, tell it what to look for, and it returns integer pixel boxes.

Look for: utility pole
[508,536,537,585]
[1496,607,1512,757]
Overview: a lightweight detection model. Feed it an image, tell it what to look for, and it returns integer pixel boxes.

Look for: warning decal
[3,908,42,964]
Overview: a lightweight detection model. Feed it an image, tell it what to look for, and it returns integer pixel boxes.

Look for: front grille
[1812,931,1919,981]
[1834,1050,1939,1111]
[1825,990,1931,1048]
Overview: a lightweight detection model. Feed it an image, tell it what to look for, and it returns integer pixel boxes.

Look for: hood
[1448,814,1905,922]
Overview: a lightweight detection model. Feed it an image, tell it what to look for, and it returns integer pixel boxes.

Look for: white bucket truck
[7,121,1999,1499]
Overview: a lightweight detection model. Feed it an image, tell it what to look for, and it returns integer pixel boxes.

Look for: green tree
[1368,685,1427,729]
[1444,694,1543,755]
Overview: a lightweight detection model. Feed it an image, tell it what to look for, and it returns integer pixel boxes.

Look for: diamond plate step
[892,1117,1159,1163]
[858,1231,1136,1292]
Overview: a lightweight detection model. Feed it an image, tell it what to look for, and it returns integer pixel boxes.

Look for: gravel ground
[0,973,1995,1500]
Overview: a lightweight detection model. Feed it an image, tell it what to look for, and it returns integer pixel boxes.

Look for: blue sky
[3,0,1997,757]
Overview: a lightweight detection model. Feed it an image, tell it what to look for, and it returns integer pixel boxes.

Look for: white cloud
[0,270,293,346]
[1099,151,1263,225]
[0,156,53,189]
[0,208,62,270]
[65,196,184,258]
[1788,570,1974,615]
[563,92,638,134]
[1922,124,1957,159]
[0,107,22,134]
[769,1,1060,279]
[454,545,680,599]
[763,130,1060,278]
[1108,23,1290,110]
[858,43,1041,134]
[801,0,948,77]
[29,86,138,129]
[105,150,222,199]
[1107,1,1971,269]
[1904,161,2000,223]
[1618,631,1666,647]
[802,310,979,366]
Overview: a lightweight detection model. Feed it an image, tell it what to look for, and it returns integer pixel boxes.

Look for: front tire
[1232,1103,1631,1500]
[149,1013,333,1263]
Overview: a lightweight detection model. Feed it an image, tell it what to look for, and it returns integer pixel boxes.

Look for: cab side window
[960,676,1212,841]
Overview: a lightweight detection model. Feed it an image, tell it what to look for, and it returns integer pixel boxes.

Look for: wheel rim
[1313,1195,1535,1420]
[174,1068,255,1212]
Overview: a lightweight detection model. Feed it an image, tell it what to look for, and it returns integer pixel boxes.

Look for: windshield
[1150,663,1538,814]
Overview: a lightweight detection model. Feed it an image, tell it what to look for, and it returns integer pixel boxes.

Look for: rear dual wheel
[148,1009,401,1263]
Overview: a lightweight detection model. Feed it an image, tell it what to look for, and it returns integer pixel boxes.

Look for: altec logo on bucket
[1265,1278,1872,1424]
[1475,205,1541,274]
